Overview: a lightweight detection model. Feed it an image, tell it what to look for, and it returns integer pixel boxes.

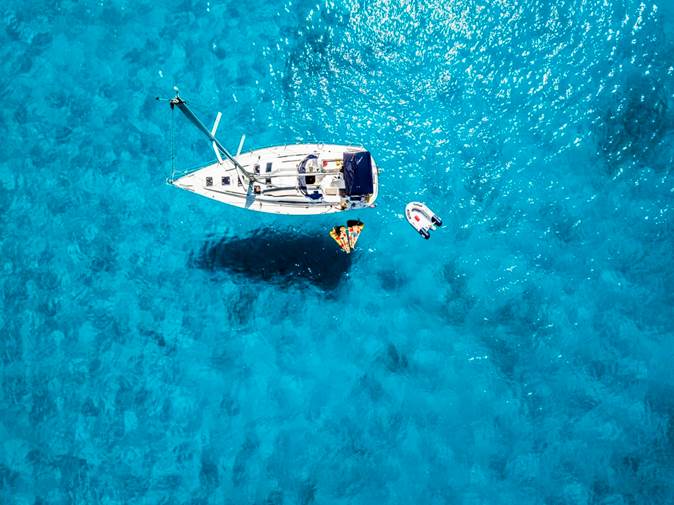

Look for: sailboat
[165,93,379,215]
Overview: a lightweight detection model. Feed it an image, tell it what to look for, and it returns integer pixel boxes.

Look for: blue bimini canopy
[343,151,374,196]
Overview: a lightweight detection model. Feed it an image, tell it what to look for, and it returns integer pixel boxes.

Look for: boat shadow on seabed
[190,228,353,290]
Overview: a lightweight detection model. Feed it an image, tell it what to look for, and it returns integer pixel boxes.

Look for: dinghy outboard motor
[405,202,443,239]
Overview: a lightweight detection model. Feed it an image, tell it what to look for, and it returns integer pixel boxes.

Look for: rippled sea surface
[2,0,674,503]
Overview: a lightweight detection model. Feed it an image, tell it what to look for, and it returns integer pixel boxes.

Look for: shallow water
[1,0,674,503]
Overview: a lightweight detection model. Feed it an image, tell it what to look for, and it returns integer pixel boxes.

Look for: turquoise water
[2,0,674,503]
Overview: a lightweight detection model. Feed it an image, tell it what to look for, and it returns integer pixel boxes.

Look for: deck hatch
[265,162,272,184]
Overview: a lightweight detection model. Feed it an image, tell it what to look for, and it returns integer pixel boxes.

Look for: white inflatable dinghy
[405,202,442,239]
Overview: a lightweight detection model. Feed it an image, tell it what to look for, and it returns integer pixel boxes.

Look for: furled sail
[169,95,257,183]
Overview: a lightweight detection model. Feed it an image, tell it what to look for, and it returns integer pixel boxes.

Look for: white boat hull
[171,143,379,216]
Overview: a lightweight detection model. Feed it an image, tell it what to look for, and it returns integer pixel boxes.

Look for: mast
[169,95,257,183]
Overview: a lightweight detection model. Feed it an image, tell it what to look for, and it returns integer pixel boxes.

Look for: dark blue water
[2,0,674,503]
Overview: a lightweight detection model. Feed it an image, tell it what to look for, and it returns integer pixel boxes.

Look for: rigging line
[170,103,176,182]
